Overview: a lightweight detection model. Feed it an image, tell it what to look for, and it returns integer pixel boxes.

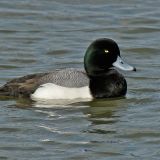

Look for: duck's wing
[38,68,89,88]
[0,68,89,98]
[0,72,48,97]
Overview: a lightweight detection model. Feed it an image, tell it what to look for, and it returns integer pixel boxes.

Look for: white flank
[31,83,92,100]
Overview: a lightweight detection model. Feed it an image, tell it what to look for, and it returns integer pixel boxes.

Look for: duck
[0,38,136,100]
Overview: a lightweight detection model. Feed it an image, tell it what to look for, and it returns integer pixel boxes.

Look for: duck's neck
[84,58,110,77]
[85,68,108,77]
[84,49,108,77]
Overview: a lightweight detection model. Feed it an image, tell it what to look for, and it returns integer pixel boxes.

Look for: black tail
[0,85,11,96]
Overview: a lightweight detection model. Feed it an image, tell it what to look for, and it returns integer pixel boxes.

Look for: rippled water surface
[0,0,160,159]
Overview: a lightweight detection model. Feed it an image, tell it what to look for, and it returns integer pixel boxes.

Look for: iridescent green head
[84,38,136,76]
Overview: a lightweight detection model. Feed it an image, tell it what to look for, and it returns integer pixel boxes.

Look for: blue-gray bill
[113,56,136,71]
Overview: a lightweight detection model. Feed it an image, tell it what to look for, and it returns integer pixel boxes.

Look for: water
[0,0,160,159]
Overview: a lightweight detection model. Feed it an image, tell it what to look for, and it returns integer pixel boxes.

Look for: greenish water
[0,0,160,159]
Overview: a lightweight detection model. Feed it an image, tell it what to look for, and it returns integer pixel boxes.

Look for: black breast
[89,69,127,98]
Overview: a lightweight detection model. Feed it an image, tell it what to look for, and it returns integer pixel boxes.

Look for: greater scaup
[0,38,136,100]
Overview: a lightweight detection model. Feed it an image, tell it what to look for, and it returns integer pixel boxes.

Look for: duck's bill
[113,56,136,71]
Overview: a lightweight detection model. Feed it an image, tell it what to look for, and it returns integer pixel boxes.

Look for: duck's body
[0,68,88,98]
[0,38,136,100]
[0,68,126,99]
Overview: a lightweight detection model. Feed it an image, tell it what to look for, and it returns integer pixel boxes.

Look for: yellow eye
[104,50,109,54]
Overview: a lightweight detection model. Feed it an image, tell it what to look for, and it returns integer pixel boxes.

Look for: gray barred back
[38,68,89,88]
